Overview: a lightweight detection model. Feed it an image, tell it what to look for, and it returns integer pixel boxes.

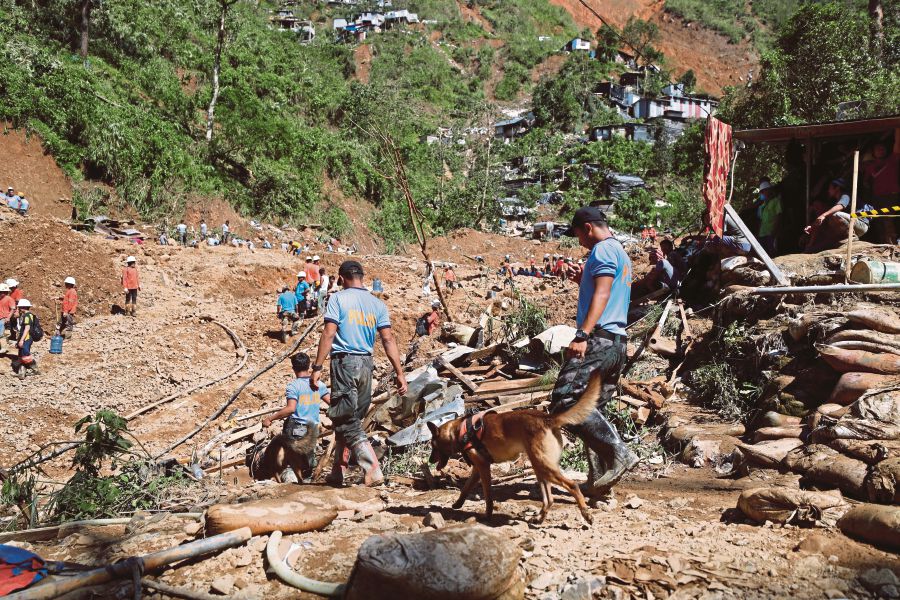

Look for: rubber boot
[131,303,137,318]
[350,440,384,487]
[325,440,351,486]
[26,362,39,376]
[574,410,638,497]
[14,361,24,381]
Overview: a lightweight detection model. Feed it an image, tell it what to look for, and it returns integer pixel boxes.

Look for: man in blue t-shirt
[552,206,638,499]
[311,260,407,487]
[262,353,330,483]
[294,272,311,316]
[277,286,300,340]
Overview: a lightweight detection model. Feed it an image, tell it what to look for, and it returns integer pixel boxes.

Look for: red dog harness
[459,410,493,463]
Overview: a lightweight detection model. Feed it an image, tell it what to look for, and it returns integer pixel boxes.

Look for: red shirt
[305,264,320,284]
[864,153,900,198]
[0,295,14,319]
[426,310,440,335]
[62,288,78,314]
[10,288,22,302]
[122,267,140,290]
[444,268,456,282]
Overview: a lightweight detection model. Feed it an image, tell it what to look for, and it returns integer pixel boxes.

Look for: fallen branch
[157,318,320,458]
[142,579,221,600]
[8,527,252,600]
[0,513,202,544]
[127,319,248,421]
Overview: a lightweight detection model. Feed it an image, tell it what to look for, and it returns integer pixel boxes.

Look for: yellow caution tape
[850,205,900,219]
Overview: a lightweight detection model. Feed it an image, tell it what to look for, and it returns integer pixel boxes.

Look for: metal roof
[734,114,900,144]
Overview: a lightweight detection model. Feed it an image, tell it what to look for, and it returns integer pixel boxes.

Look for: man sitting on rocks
[803,178,874,253]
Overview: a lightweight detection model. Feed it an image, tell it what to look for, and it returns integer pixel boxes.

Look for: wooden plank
[723,203,789,286]
[203,456,244,473]
[435,356,478,394]
[465,343,502,362]
[225,423,261,445]
[475,376,543,394]
[236,406,279,423]
[458,364,494,375]
[845,150,860,282]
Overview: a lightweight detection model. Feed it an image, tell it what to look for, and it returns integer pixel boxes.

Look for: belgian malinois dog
[428,372,602,523]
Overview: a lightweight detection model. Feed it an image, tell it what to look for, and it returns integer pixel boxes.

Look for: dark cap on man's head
[564,206,608,235]
[831,178,848,191]
[338,260,364,278]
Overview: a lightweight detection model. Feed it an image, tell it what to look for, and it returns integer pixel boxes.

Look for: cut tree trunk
[79,0,92,58]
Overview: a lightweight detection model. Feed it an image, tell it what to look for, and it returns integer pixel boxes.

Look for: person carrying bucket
[59,277,78,338]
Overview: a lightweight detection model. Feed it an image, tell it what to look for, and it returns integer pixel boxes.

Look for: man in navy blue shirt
[552,206,638,499]
[311,260,407,487]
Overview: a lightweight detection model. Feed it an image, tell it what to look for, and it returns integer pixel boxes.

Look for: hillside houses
[332,7,418,40]
[594,73,719,123]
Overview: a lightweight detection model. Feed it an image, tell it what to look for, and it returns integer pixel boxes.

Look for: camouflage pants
[549,333,627,415]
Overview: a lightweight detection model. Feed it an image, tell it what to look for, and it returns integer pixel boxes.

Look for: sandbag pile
[737,486,847,526]
[733,304,900,506]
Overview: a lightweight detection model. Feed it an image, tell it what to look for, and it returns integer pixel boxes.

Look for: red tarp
[703,117,733,237]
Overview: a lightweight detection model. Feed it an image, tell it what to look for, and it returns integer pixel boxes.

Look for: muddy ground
[1,212,898,599]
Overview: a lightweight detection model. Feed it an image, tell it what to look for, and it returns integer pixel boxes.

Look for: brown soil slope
[549,0,757,94]
[0,125,73,219]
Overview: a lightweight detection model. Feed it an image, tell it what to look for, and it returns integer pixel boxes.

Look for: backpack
[415,316,429,337]
[27,313,44,342]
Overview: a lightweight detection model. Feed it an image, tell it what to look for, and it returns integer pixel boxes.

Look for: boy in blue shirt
[311,260,407,487]
[552,206,637,499]
[263,353,330,483]
[277,286,300,341]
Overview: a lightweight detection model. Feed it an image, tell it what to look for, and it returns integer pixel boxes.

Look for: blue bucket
[49,335,64,354]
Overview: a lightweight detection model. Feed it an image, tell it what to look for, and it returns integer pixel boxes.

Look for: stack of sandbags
[839,503,900,550]
[737,486,848,526]
[781,444,869,499]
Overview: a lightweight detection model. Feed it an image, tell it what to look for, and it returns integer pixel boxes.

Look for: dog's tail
[551,371,602,428]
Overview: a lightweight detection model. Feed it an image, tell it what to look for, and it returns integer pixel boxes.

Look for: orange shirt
[306,264,320,284]
[122,267,140,290]
[444,269,456,282]
[62,288,78,314]
[0,295,14,319]
[10,288,22,302]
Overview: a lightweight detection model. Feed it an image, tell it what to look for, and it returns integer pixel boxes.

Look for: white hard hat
[17,299,31,308]
[64,276,76,285]
[126,256,136,263]
[0,284,8,292]
[313,255,320,261]
[297,272,306,278]
[6,278,18,287]
[305,256,312,261]
[431,300,441,308]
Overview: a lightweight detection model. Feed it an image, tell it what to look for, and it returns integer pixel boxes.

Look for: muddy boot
[130,303,137,318]
[26,362,39,376]
[279,467,299,484]
[325,440,351,486]
[350,440,384,487]
[575,410,638,497]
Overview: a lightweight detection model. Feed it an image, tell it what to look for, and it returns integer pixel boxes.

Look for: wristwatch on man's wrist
[574,329,589,341]
[312,364,324,372]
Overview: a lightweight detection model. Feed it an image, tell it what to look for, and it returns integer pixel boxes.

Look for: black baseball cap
[338,260,364,278]
[564,206,608,235]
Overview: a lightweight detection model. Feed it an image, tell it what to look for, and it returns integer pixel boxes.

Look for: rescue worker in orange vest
[0,283,13,351]
[121,256,140,317]
[6,278,22,339]
[59,276,78,337]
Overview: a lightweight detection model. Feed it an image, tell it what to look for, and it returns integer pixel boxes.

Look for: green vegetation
[2,411,193,527]
[719,1,900,206]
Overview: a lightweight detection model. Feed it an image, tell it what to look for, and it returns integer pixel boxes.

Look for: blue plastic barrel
[49,335,64,354]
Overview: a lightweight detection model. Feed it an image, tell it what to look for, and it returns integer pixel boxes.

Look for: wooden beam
[845,150,860,282]
[723,203,790,286]
[435,356,478,394]
[475,376,543,394]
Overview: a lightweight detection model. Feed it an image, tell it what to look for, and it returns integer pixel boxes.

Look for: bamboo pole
[845,150,860,282]
[751,283,900,295]
[8,527,251,600]
[723,204,790,286]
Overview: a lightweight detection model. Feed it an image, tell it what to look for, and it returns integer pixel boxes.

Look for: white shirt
[176,223,187,234]
[222,223,230,233]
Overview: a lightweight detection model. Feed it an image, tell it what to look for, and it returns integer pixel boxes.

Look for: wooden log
[9,528,252,600]
[435,356,478,394]
[236,406,280,423]
[225,423,262,445]
[203,456,244,473]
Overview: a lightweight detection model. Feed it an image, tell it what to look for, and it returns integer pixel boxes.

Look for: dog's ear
[427,421,438,438]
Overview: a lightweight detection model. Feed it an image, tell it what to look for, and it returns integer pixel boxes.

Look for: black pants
[327,354,373,447]
[549,332,626,415]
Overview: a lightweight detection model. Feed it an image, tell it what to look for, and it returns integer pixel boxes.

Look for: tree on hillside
[678,69,696,93]
[720,2,899,127]
[79,0,91,58]
[594,23,620,63]
[206,0,239,142]
[620,17,662,67]
[532,54,610,131]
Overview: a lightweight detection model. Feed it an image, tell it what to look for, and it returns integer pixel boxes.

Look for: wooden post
[804,142,812,224]
[723,204,790,286]
[845,150,860,282]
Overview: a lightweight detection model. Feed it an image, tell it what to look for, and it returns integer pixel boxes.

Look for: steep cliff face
[548,0,759,94]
